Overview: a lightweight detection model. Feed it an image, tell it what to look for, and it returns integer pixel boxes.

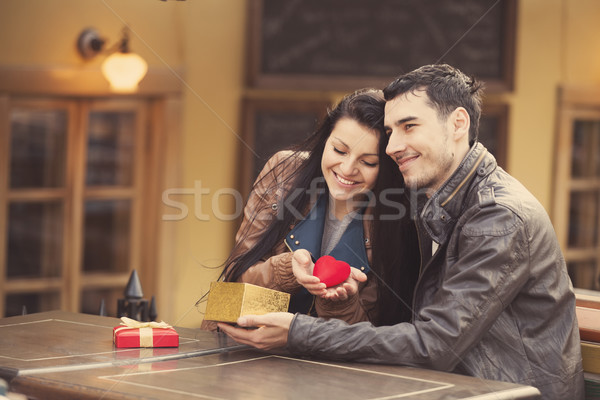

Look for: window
[553,87,600,292]
[0,96,176,317]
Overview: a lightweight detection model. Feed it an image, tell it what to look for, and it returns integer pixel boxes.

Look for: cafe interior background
[0,0,600,328]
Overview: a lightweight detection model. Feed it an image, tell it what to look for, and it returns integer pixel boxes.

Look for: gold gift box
[204,282,291,323]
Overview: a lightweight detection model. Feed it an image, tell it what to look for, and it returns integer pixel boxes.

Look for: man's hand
[217,312,294,350]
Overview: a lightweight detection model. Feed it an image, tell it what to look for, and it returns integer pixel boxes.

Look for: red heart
[313,255,351,287]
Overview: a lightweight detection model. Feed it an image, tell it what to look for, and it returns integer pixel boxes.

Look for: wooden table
[0,311,542,399]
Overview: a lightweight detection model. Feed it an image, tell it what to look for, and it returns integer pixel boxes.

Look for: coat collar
[420,142,497,244]
[285,194,371,273]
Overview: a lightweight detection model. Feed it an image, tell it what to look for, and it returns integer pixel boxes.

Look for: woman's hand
[292,249,327,296]
[292,250,367,301]
[320,267,367,301]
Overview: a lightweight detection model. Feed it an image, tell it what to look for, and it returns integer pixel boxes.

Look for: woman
[205,89,419,327]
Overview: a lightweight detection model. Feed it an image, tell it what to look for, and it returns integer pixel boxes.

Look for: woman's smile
[333,172,360,186]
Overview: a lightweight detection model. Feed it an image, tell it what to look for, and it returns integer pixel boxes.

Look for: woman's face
[321,117,380,210]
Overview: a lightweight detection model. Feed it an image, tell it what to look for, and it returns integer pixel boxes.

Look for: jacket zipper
[408,147,487,323]
[410,219,444,323]
[411,221,425,323]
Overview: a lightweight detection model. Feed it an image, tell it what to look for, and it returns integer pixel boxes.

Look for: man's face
[384,90,456,193]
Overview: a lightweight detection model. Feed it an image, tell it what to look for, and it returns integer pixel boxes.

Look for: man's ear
[450,107,470,142]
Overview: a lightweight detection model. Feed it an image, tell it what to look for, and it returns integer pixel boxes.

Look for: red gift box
[113,318,179,348]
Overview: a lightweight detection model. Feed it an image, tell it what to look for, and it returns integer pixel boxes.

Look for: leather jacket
[202,151,378,329]
[287,143,584,400]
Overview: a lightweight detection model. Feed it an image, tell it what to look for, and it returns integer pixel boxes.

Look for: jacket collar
[420,142,496,244]
[285,194,371,273]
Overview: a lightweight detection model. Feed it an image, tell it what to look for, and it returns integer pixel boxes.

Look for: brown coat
[201,151,378,330]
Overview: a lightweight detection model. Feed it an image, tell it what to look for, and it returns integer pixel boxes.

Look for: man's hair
[383,64,485,145]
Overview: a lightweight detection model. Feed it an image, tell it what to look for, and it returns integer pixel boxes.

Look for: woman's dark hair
[370,133,421,326]
[222,88,420,326]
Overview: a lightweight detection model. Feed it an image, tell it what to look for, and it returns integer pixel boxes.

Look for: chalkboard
[248,0,516,92]
[239,97,331,197]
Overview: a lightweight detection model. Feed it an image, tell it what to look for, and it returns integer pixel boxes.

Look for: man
[218,64,584,399]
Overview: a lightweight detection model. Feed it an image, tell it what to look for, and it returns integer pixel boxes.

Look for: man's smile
[395,154,419,170]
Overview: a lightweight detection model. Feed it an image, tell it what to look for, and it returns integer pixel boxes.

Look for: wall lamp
[77,27,148,92]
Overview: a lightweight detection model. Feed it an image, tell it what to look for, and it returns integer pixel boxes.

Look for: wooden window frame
[480,103,509,170]
[553,86,600,292]
[0,67,182,317]
[239,96,330,198]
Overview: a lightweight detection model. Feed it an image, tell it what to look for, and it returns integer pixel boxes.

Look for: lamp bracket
[77,28,106,59]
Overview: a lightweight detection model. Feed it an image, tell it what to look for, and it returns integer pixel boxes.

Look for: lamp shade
[101,51,148,92]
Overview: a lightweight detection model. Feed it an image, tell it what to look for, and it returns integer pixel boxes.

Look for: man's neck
[425,143,472,198]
